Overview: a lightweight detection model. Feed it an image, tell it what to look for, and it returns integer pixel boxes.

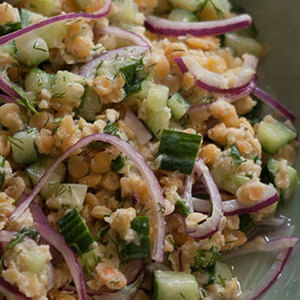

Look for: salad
[0,0,298,299]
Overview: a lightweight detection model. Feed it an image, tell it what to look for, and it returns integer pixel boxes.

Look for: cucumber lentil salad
[0,0,298,299]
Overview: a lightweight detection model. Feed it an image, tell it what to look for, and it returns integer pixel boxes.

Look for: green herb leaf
[199,0,225,19]
[111,155,126,173]
[103,121,119,137]
[229,144,245,165]
[12,86,38,114]
[97,225,109,242]
[174,200,191,217]
[239,214,255,233]
[193,246,222,273]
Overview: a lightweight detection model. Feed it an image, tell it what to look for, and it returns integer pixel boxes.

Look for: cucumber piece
[169,0,202,12]
[57,209,95,256]
[52,71,86,106]
[46,184,87,211]
[15,33,49,67]
[21,8,44,28]
[81,243,101,272]
[0,41,16,56]
[209,262,232,286]
[153,270,200,300]
[267,158,298,201]
[167,92,190,121]
[26,157,66,199]
[222,174,250,195]
[144,107,171,139]
[23,248,47,275]
[145,84,169,112]
[224,33,263,57]
[112,0,140,24]
[78,87,102,122]
[158,130,202,175]
[257,119,297,155]
[0,156,6,189]
[0,5,21,36]
[25,0,59,17]
[25,68,55,95]
[38,22,67,48]
[168,8,197,22]
[11,128,38,164]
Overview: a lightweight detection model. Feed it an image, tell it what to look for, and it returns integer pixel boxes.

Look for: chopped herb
[12,86,38,114]
[203,97,213,104]
[193,246,222,273]
[179,292,186,299]
[229,144,245,165]
[104,121,119,137]
[158,202,165,214]
[7,136,24,151]
[97,225,109,242]
[111,155,126,173]
[239,214,255,233]
[51,92,66,99]
[199,0,225,19]
[174,200,191,217]
[33,41,47,52]
[61,203,71,210]
[55,184,72,198]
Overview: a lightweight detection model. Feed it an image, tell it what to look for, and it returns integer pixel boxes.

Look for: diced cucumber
[0,42,16,56]
[51,71,86,106]
[81,243,101,272]
[224,33,263,57]
[112,0,140,24]
[26,157,66,199]
[0,5,21,36]
[74,0,91,10]
[25,68,55,95]
[46,184,87,211]
[25,0,59,16]
[267,158,298,201]
[169,0,202,12]
[11,128,38,164]
[168,8,197,22]
[38,22,67,48]
[145,84,169,112]
[0,156,6,189]
[153,271,200,300]
[78,87,102,122]
[21,8,44,28]
[209,262,232,286]
[257,119,297,155]
[23,248,46,275]
[144,107,171,139]
[15,33,49,67]
[222,174,250,195]
[167,92,190,121]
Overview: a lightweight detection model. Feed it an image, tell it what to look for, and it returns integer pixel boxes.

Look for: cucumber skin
[167,92,190,121]
[25,68,55,95]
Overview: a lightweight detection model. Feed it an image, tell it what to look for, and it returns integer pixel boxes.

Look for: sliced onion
[0,277,33,300]
[0,0,112,46]
[79,46,149,80]
[252,87,296,124]
[182,175,194,212]
[12,134,165,262]
[96,25,150,48]
[175,55,258,94]
[30,201,87,300]
[145,14,252,37]
[193,184,279,216]
[242,246,295,300]
[224,236,298,259]
[0,93,15,103]
[124,110,152,145]
[187,159,224,239]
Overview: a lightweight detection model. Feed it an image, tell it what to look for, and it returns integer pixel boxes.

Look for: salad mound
[0,0,298,299]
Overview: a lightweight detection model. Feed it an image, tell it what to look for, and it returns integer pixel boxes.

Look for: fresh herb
[6,136,24,151]
[174,200,191,217]
[119,58,145,96]
[11,86,38,114]
[111,155,126,173]
[97,225,110,242]
[104,121,119,137]
[55,184,72,198]
[51,92,66,99]
[0,228,39,272]
[193,246,222,273]
[33,41,47,52]
[239,214,255,233]
[243,99,262,126]
[199,0,225,19]
[158,202,165,214]
[203,97,213,104]
[179,292,186,299]
[229,145,245,165]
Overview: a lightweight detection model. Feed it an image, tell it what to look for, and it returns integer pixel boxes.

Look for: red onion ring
[30,201,87,300]
[124,110,152,145]
[79,46,149,80]
[182,174,194,212]
[187,159,224,239]
[11,134,165,262]
[175,55,258,94]
[0,94,15,103]
[193,184,279,216]
[0,0,112,46]
[145,14,252,37]
[252,87,296,124]
[96,25,150,48]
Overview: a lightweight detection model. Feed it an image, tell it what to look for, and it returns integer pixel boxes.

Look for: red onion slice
[182,175,194,212]
[11,134,165,262]
[175,55,258,94]
[252,87,296,124]
[193,184,279,216]
[79,46,149,80]
[30,201,87,300]
[124,110,152,145]
[145,14,252,37]
[0,94,15,103]
[0,0,112,46]
[242,246,295,300]
[0,277,33,300]
[187,159,224,239]
[97,25,150,48]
